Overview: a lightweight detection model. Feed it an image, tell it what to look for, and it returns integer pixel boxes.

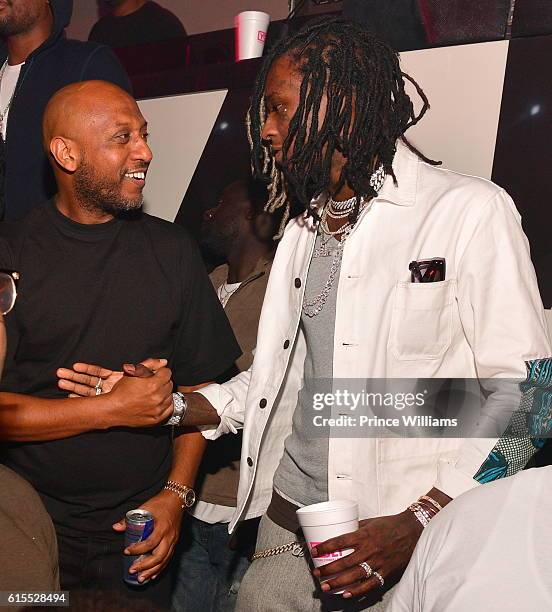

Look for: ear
[49,136,79,173]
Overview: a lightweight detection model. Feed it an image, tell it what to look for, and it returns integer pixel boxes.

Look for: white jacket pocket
[389,280,456,360]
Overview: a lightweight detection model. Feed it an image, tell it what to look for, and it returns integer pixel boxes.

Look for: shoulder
[149,2,182,21]
[88,16,112,37]
[418,158,508,211]
[147,2,186,32]
[49,38,109,60]
[49,39,130,89]
[0,205,47,246]
[0,465,45,508]
[139,214,198,254]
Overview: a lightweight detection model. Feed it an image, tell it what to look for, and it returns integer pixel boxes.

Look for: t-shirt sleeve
[171,235,241,386]
[160,11,187,38]
[79,45,132,94]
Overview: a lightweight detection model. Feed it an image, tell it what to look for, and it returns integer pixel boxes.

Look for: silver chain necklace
[0,60,17,138]
[302,164,386,317]
[303,225,352,317]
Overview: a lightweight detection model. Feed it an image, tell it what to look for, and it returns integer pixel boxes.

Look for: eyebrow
[111,121,148,131]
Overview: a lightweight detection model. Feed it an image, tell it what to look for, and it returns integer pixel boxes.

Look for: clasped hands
[57,358,174,428]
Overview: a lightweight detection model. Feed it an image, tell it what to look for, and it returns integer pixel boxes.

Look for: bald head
[43,80,138,149]
[44,80,153,218]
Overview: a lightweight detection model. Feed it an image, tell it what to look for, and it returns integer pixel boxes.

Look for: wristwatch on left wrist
[164,479,196,509]
[165,391,187,426]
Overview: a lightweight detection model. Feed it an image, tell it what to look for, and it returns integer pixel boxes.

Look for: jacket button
[247,457,254,467]
[283,339,290,349]
[259,398,267,408]
[294,278,301,288]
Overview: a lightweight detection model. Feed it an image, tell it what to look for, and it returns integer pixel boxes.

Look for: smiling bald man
[0,81,240,606]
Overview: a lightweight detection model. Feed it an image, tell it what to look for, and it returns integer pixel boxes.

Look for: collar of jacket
[210,255,273,291]
[376,139,420,207]
[307,138,420,216]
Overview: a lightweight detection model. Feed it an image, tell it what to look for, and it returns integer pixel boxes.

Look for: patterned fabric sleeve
[474,358,552,483]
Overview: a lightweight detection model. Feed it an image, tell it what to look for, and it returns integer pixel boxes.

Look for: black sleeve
[171,236,241,386]
[79,45,132,94]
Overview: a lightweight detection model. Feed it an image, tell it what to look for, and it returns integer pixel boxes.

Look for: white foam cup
[296,500,359,594]
[234,11,270,61]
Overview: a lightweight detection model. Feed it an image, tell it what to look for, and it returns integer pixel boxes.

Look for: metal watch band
[165,391,187,426]
[164,479,196,508]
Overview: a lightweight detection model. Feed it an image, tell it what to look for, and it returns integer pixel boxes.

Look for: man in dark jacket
[0,0,130,221]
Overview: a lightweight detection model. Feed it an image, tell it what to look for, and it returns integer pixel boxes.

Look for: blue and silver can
[124,508,154,585]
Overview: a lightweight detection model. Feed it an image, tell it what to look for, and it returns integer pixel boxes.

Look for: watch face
[184,488,196,507]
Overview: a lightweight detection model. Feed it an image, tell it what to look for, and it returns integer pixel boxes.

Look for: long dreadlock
[246,17,439,236]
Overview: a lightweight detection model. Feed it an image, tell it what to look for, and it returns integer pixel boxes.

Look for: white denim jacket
[199,142,551,533]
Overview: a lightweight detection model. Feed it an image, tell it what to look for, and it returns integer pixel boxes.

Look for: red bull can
[124,509,154,585]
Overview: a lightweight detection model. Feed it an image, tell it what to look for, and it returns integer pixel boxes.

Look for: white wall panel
[401,40,509,179]
[138,90,227,221]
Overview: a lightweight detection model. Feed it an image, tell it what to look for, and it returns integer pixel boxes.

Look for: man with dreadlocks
[55,17,550,611]
[188,18,548,609]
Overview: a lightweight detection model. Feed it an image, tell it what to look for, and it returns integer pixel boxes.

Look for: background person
[0,0,131,221]
[89,0,187,48]
[0,287,59,594]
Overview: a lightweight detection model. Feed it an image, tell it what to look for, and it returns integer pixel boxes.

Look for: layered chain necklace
[303,164,386,317]
[0,60,16,138]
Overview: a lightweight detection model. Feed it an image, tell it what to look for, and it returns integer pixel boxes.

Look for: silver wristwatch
[165,391,187,426]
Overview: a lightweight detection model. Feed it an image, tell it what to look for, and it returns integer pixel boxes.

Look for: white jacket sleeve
[196,366,252,440]
[434,189,551,498]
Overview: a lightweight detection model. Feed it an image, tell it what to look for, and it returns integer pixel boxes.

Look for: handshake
[57,358,177,429]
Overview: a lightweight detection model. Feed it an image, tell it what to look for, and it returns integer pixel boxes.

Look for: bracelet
[416,499,439,518]
[408,502,434,528]
[418,494,443,512]
[409,505,430,528]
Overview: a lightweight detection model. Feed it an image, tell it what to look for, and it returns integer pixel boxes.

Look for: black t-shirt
[0,201,240,534]
[89,1,187,47]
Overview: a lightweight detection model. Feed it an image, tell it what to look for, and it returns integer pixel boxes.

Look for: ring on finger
[372,570,385,587]
[95,377,103,395]
[358,561,373,580]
